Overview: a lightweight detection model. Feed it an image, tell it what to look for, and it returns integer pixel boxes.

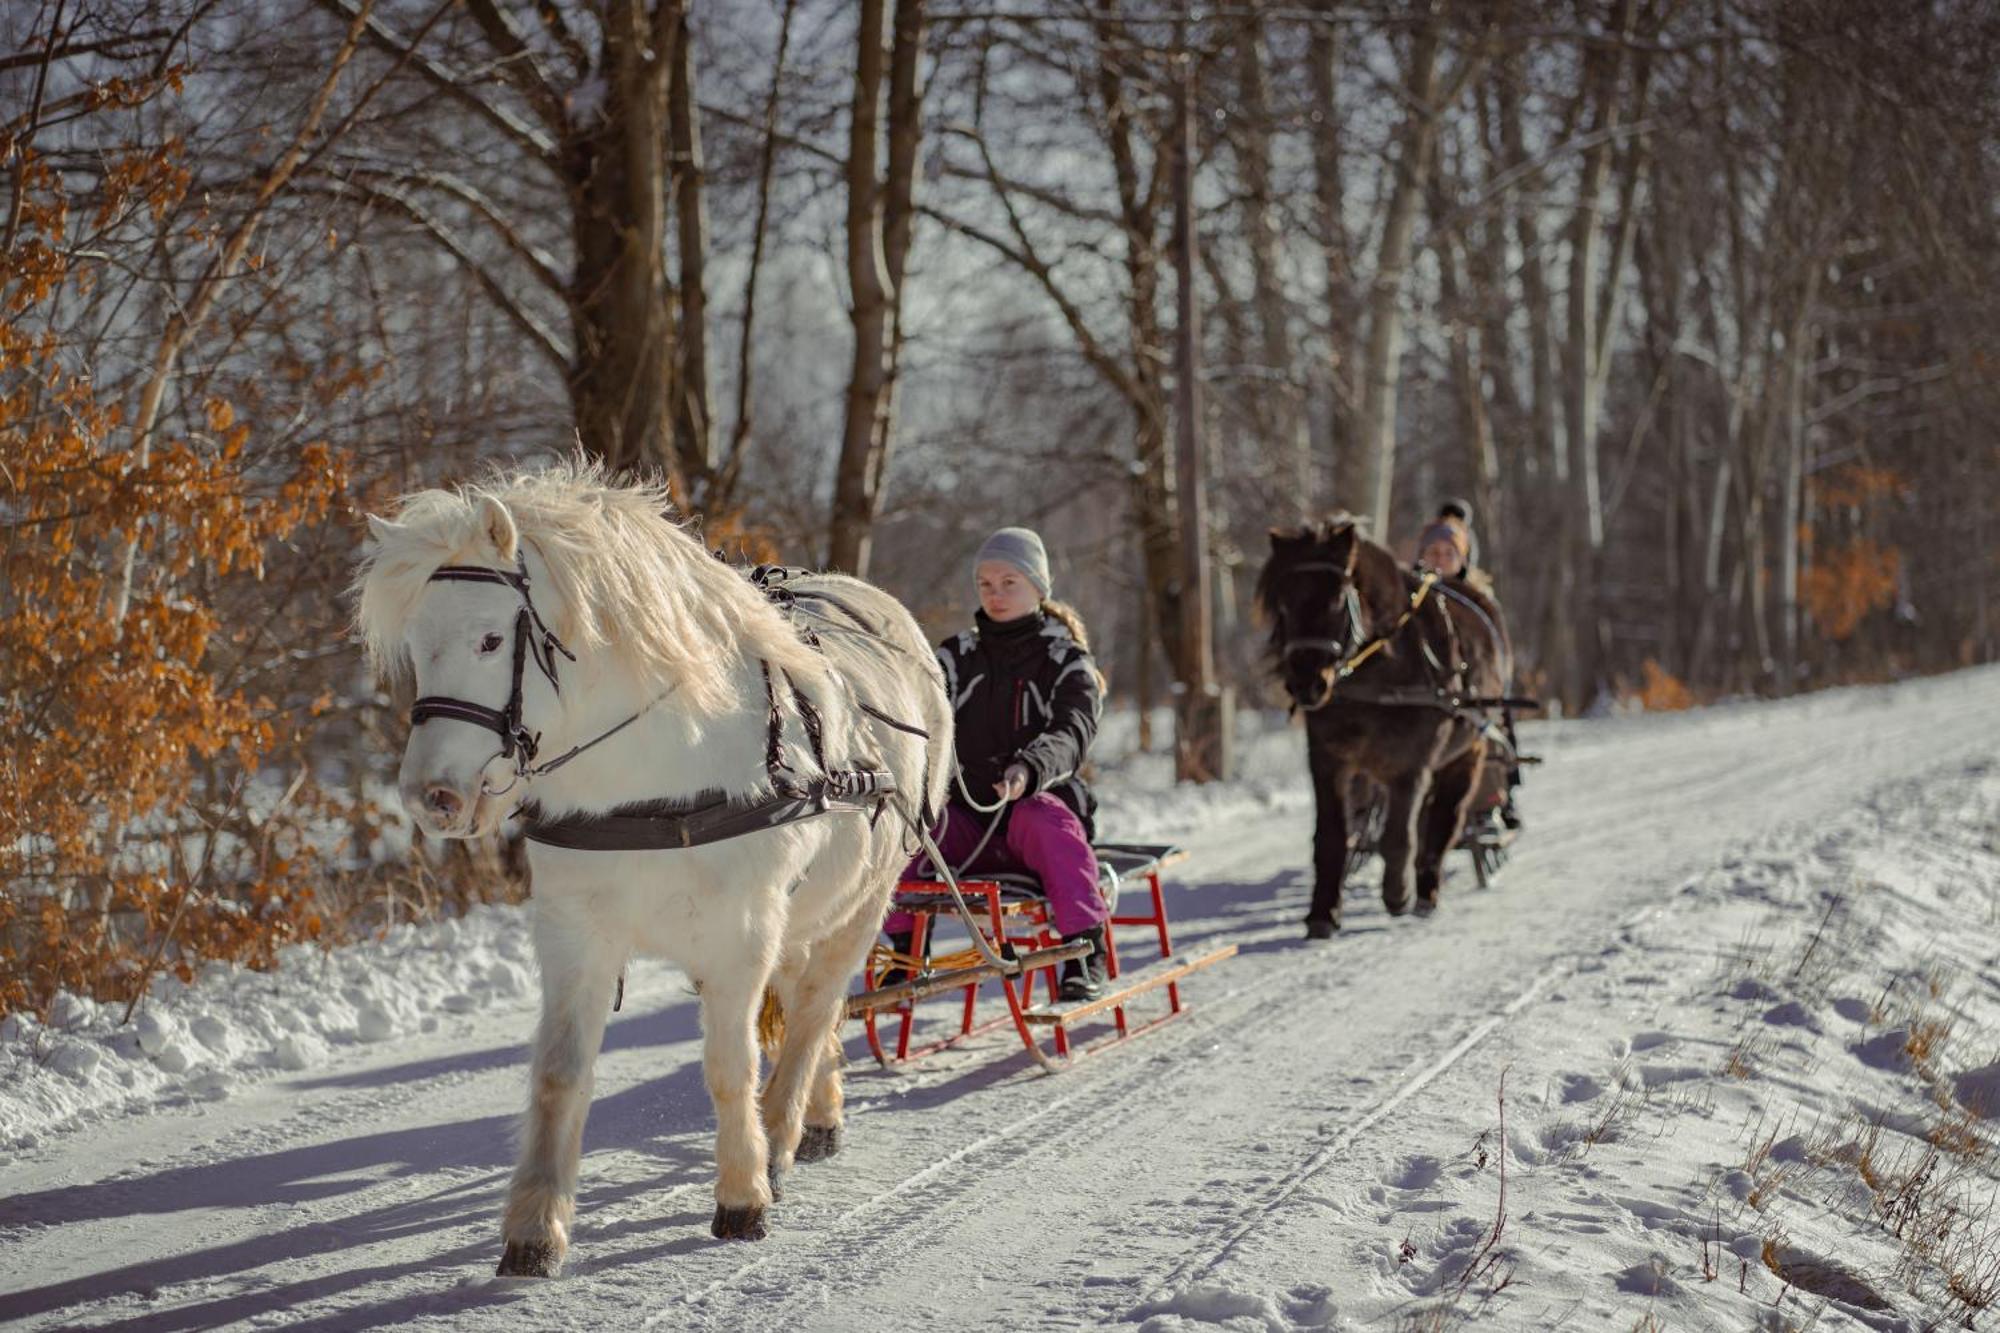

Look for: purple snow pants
[888,796,1105,938]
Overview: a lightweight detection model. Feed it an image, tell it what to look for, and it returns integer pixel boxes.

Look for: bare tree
[828,0,928,575]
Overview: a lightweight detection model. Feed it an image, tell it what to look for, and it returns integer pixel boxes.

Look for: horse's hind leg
[1416,746,1482,913]
[1379,770,1431,917]
[798,1026,847,1162]
[763,902,876,1187]
[698,962,776,1241]
[499,909,620,1277]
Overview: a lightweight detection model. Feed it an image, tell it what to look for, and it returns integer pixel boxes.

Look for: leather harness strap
[409,557,906,853]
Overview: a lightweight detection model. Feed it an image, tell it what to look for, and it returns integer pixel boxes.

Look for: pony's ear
[1323,522,1358,572]
[477,494,519,562]
[1268,525,1305,550]
[364,514,401,549]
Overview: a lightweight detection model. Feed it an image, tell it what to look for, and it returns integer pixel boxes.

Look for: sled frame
[847,843,1234,1071]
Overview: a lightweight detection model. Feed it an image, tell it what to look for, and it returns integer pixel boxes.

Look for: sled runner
[1342,744,1533,891]
[845,842,1236,1072]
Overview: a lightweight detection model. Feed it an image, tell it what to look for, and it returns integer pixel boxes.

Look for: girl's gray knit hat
[974,527,1051,598]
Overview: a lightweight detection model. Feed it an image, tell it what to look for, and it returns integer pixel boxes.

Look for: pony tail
[1039,599,1091,652]
[1040,599,1110,694]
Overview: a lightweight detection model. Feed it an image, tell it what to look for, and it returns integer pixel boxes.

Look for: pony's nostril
[427,786,463,819]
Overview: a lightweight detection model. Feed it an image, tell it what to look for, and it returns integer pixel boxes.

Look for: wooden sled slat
[844,939,1093,1018]
[1020,944,1237,1026]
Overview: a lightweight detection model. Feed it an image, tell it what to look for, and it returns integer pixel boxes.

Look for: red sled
[844,842,1236,1072]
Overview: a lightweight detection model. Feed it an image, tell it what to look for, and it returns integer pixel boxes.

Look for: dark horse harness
[1280,562,1537,750]
[410,558,912,853]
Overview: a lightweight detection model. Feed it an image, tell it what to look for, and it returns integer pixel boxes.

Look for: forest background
[3,0,1995,1016]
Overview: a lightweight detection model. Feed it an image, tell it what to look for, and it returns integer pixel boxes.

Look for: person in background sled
[883,527,1109,1002]
[1415,502,1475,582]
[1413,500,1526,832]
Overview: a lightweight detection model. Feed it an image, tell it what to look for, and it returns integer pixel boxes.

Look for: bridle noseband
[409,559,576,791]
[1278,561,1367,669]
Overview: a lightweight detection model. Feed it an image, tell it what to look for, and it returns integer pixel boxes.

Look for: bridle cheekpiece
[409,558,576,791]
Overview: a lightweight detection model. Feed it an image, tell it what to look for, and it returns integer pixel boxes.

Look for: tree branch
[297,174,571,374]
[328,158,566,295]
[312,0,560,166]
[461,0,570,135]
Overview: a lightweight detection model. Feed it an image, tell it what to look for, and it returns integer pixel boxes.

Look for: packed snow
[3,667,1999,1330]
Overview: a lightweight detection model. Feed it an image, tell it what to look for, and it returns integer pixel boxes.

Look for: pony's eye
[479,632,505,654]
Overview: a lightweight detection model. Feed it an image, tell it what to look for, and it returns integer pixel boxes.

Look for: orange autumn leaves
[1,126,347,1017]
[1803,465,1906,643]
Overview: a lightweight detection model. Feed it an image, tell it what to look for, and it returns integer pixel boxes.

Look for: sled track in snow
[661,881,1658,1329]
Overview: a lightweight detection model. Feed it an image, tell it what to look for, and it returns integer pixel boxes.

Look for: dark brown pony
[1256,517,1511,938]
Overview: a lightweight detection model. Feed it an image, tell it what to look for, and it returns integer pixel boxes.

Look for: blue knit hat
[974,527,1051,598]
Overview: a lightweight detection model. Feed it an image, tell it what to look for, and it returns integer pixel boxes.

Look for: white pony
[353,460,952,1276]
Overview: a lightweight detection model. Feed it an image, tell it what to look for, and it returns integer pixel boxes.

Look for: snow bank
[0,904,535,1148]
[1301,757,2000,1329]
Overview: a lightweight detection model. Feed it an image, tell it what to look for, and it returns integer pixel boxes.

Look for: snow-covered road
[5,668,1999,1331]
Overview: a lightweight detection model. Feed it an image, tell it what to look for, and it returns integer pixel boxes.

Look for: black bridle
[409,560,577,788]
[1276,561,1368,674]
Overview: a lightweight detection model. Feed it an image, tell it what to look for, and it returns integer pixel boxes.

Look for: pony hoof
[1383,896,1411,917]
[767,1160,787,1201]
[1413,895,1438,917]
[496,1238,561,1278]
[1304,919,1338,941]
[712,1204,768,1241]
[796,1124,842,1162]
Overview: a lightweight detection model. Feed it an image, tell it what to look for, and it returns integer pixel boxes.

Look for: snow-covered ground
[4,668,2000,1330]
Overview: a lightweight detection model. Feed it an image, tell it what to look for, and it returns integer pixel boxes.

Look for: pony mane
[352,457,828,718]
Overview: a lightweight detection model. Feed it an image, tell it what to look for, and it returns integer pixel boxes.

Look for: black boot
[1059,926,1108,1003]
[876,930,915,989]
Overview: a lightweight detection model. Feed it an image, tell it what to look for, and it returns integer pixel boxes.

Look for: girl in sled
[885,527,1108,1002]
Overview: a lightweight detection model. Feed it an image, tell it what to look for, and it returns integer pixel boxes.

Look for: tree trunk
[1346,14,1445,535]
[1093,6,1182,687]
[1428,164,1499,564]
[1172,57,1227,782]
[829,0,925,575]
[828,0,891,574]
[567,0,678,478]
[1497,59,1561,486]
[1307,1,1353,514]
[1556,0,1637,707]
[718,0,798,510]
[667,4,713,497]
[1236,6,1306,516]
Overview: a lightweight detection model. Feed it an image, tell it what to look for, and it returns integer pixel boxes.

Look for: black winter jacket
[937,609,1102,835]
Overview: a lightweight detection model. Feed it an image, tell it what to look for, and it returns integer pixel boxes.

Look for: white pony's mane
[353,458,829,718]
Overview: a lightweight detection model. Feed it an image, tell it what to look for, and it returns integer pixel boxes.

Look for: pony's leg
[1379,769,1432,917]
[699,962,775,1240]
[1305,732,1350,938]
[1416,746,1482,912]
[763,901,877,1183]
[798,1026,848,1162]
[498,907,620,1277]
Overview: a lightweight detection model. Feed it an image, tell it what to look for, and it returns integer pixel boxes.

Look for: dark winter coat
[936,609,1102,836]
